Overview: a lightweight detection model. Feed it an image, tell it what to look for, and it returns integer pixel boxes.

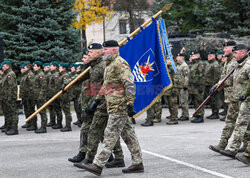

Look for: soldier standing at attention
[59,63,73,132]
[204,51,221,120]
[219,44,250,158]
[81,40,143,176]
[175,53,190,121]
[19,62,36,129]
[0,64,5,131]
[32,61,48,133]
[1,61,19,135]
[189,51,205,123]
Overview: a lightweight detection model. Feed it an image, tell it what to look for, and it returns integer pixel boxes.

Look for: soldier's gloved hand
[209,85,217,96]
[85,99,100,115]
[61,84,66,93]
[240,95,246,101]
[183,87,188,90]
[127,104,136,117]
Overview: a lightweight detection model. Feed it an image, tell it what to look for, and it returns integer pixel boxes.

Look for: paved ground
[0,108,249,178]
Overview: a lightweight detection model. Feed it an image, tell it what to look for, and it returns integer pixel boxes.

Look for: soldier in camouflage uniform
[49,62,63,128]
[175,53,190,121]
[219,44,250,158]
[32,61,48,133]
[19,62,36,129]
[1,61,19,135]
[189,51,205,123]
[81,40,143,176]
[0,64,5,131]
[204,51,221,119]
[164,59,179,125]
[58,63,72,132]
[141,98,162,126]
[209,41,238,153]
[236,79,250,166]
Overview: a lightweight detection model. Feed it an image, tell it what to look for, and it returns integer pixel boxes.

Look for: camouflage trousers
[47,97,56,123]
[34,100,48,128]
[189,93,204,117]
[2,100,18,130]
[229,99,250,152]
[147,98,162,122]
[94,113,142,168]
[85,108,124,161]
[205,85,220,114]
[178,88,189,118]
[73,93,82,121]
[51,98,63,124]
[23,99,37,126]
[60,100,72,127]
[243,141,250,157]
[164,94,178,121]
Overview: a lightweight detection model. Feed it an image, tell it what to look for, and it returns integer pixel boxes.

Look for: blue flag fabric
[119,20,172,117]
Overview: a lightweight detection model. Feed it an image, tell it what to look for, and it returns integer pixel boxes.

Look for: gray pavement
[0,108,249,178]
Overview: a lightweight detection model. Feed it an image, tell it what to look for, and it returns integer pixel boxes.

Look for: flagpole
[119,3,173,46]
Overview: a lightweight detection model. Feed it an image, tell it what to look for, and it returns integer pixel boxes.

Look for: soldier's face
[44,66,50,72]
[176,56,184,63]
[22,66,29,73]
[71,67,76,73]
[0,70,3,75]
[222,57,227,63]
[233,50,247,61]
[88,49,102,60]
[76,66,81,72]
[217,54,223,60]
[82,54,91,64]
[20,68,25,73]
[103,47,112,56]
[2,64,9,71]
[59,66,65,73]
[33,64,40,71]
[208,54,215,61]
[223,46,233,56]
[50,65,56,71]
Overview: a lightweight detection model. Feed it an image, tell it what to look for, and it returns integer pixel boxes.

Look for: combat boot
[131,118,136,124]
[1,128,8,132]
[209,145,225,153]
[122,163,144,173]
[35,127,47,134]
[207,113,219,119]
[219,110,226,116]
[238,144,247,152]
[68,151,85,163]
[0,124,6,130]
[5,129,18,135]
[191,116,204,123]
[166,116,170,119]
[60,126,72,132]
[219,149,237,158]
[236,153,250,166]
[220,117,226,121]
[153,118,161,123]
[74,159,93,169]
[178,116,189,121]
[105,159,125,168]
[52,123,62,129]
[26,125,37,131]
[141,120,153,127]
[73,120,81,125]
[21,123,29,128]
[46,122,55,127]
[166,120,178,125]
[80,163,103,176]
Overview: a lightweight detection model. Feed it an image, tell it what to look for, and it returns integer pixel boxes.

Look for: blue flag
[119,20,172,117]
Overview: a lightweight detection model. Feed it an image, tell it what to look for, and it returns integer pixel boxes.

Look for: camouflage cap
[88,43,102,50]
[223,41,236,47]
[103,40,119,47]
[33,61,43,66]
[232,44,247,52]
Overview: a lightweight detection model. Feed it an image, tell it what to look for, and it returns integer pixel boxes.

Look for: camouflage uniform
[20,69,36,126]
[146,98,162,122]
[189,58,205,117]
[1,68,18,131]
[204,58,221,116]
[33,69,48,129]
[93,53,142,168]
[175,60,190,118]
[243,79,250,157]
[218,55,238,148]
[228,56,250,152]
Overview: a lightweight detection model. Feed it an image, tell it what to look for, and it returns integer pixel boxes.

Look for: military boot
[209,145,225,153]
[236,153,250,166]
[166,120,178,125]
[122,163,144,173]
[219,149,237,158]
[207,113,219,119]
[60,126,72,132]
[80,163,103,176]
[46,122,55,127]
[0,124,6,130]
[1,128,8,132]
[191,116,204,123]
[219,110,226,116]
[5,129,18,135]
[21,123,29,128]
[35,127,47,134]
[105,159,125,168]
[220,117,226,121]
[68,151,85,163]
[73,120,81,125]
[141,120,153,127]
[131,118,136,124]
[238,144,247,152]
[178,116,189,121]
[26,125,37,131]
[165,116,170,119]
[52,123,62,129]
[74,159,93,169]
[153,118,161,123]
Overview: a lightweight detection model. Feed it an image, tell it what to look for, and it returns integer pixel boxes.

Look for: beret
[43,63,50,67]
[191,51,200,55]
[232,44,247,52]
[1,60,12,65]
[59,62,69,68]
[177,53,185,57]
[208,51,215,55]
[88,43,102,50]
[33,61,43,66]
[83,50,89,55]
[103,40,119,47]
[20,61,31,69]
[223,41,236,47]
[216,51,224,55]
[0,65,2,70]
[50,61,59,66]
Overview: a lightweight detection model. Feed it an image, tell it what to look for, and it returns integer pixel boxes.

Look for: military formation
[0,39,249,173]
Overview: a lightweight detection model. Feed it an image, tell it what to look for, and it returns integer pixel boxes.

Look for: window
[119,19,127,34]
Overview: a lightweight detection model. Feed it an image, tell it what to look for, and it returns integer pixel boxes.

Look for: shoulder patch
[184,69,189,75]
[8,75,11,78]
[28,75,31,78]
[122,69,134,83]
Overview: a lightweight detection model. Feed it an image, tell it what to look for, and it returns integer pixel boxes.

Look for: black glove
[127,104,136,117]
[183,87,188,90]
[61,84,66,93]
[240,95,246,101]
[209,85,217,96]
[85,99,100,115]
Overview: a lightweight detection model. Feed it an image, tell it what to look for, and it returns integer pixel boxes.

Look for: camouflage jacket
[242,79,250,97]
[189,59,205,94]
[1,68,17,100]
[232,56,250,102]
[20,69,35,99]
[33,69,47,100]
[218,55,237,103]
[204,59,221,86]
[44,70,51,98]
[58,70,71,101]
[97,53,135,114]
[0,75,3,100]
[49,70,60,96]
[175,60,190,89]
[165,63,178,96]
